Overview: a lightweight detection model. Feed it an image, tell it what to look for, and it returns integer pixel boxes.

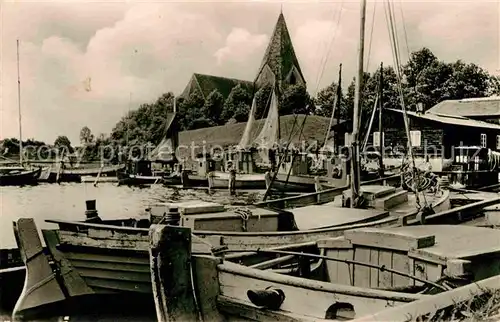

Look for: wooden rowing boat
[149,224,500,321]
[0,248,25,319]
[10,185,453,319]
[47,164,124,183]
[209,171,266,189]
[15,191,500,321]
[80,176,118,183]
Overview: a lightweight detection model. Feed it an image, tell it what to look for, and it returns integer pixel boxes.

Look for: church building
[179,12,306,100]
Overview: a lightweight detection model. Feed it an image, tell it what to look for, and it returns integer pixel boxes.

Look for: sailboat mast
[378,62,384,178]
[16,40,23,165]
[350,0,367,208]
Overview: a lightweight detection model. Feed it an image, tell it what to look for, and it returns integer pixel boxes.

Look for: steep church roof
[180,73,254,100]
[255,13,306,90]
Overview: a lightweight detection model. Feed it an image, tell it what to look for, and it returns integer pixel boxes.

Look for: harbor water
[0,182,264,249]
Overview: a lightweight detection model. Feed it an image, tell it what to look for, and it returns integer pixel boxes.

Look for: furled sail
[254,89,280,163]
[237,97,257,150]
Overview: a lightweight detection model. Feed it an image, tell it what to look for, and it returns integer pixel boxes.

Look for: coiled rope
[235,207,253,232]
[401,163,438,193]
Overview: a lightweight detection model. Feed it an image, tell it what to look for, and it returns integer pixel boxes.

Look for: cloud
[215,28,268,65]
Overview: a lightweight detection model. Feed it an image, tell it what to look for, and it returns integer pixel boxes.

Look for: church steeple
[254,12,306,94]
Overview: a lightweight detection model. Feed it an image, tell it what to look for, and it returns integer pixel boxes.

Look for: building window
[496,135,500,149]
[481,133,487,148]
[410,130,421,147]
[373,132,384,147]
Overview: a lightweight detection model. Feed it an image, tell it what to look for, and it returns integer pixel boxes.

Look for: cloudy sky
[1,0,499,144]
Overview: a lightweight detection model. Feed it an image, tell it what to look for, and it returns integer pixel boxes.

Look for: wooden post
[84,199,101,223]
[149,225,201,322]
[378,62,384,178]
[350,0,367,208]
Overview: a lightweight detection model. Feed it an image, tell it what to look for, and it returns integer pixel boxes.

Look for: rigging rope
[384,0,428,208]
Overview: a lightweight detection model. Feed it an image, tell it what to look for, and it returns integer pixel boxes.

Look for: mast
[350,0,367,208]
[378,62,384,178]
[323,64,342,152]
[16,40,23,165]
[277,87,281,145]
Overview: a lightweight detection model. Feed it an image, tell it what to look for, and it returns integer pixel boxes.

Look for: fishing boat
[23,180,500,321]
[149,224,500,321]
[0,248,25,319]
[353,273,500,322]
[118,99,181,187]
[80,175,118,183]
[47,164,124,183]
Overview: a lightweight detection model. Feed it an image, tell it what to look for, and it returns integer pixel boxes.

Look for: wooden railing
[256,174,401,209]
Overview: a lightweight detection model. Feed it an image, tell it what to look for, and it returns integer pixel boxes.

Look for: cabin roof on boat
[344,225,500,260]
[291,205,389,230]
[387,108,500,130]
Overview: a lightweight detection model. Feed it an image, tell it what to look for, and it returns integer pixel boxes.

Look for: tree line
[1,47,498,162]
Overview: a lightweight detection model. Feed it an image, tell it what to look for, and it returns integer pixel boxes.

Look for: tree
[178,91,205,130]
[79,126,94,145]
[54,135,74,154]
[280,84,311,115]
[314,82,348,119]
[221,84,251,123]
[203,90,225,125]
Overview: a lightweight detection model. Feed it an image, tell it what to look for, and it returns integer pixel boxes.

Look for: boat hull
[12,218,156,321]
[268,173,347,193]
[210,172,266,189]
[150,225,425,322]
[0,168,41,186]
[81,176,119,183]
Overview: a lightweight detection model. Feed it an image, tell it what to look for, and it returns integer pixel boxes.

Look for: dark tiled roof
[426,97,500,117]
[186,73,254,99]
[255,13,305,85]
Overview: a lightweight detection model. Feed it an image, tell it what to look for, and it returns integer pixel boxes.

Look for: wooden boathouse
[369,98,500,172]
